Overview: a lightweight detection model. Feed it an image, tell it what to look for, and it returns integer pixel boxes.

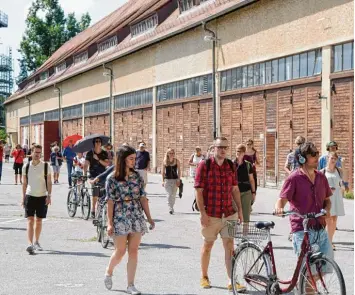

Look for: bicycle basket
[227,221,268,243]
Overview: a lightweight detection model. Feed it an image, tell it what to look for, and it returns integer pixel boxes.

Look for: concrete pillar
[321,46,332,154]
[152,86,157,172]
[215,71,221,137]
[82,103,85,136]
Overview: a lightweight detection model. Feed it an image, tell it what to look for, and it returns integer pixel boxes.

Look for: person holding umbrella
[83,136,109,218]
[63,140,76,188]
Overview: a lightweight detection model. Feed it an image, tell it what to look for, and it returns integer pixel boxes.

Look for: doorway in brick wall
[265,129,278,187]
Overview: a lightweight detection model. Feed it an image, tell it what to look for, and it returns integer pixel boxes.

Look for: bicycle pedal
[92,219,99,226]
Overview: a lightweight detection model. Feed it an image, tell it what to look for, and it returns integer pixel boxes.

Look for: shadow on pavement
[140,243,190,250]
[337,228,354,233]
[0,226,26,231]
[272,246,293,250]
[115,291,197,295]
[0,203,18,206]
[43,250,110,257]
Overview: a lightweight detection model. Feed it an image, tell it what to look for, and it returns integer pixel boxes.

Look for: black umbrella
[72,134,110,153]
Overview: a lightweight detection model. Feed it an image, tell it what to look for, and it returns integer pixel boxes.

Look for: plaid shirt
[194,157,238,218]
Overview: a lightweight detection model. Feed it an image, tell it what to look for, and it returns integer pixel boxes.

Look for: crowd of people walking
[0,130,349,294]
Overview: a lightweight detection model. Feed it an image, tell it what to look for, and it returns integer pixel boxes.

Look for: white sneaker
[104,275,113,290]
[127,284,141,295]
[34,241,43,251]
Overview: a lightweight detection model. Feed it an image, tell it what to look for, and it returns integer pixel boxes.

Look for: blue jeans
[0,161,2,180]
[67,161,73,186]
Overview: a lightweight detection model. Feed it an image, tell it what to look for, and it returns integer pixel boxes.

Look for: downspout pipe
[54,84,62,150]
[202,22,217,139]
[25,96,31,146]
[103,64,113,145]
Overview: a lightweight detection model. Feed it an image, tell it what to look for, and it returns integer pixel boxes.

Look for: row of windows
[45,109,59,121]
[114,88,153,109]
[31,113,44,124]
[131,14,158,38]
[74,51,88,65]
[178,0,210,13]
[84,98,110,115]
[98,36,117,53]
[20,116,29,125]
[333,42,354,72]
[63,105,82,119]
[220,49,322,92]
[55,62,67,74]
[157,74,212,102]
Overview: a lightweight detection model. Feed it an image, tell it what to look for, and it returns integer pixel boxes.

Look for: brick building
[4,0,354,188]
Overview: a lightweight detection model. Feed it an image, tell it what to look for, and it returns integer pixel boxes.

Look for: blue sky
[0,0,128,88]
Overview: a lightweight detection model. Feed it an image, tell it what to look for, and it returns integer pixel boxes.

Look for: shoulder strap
[25,163,30,184]
[205,158,211,175]
[335,167,343,179]
[44,162,48,191]
[320,168,326,175]
[245,160,252,173]
[226,159,235,173]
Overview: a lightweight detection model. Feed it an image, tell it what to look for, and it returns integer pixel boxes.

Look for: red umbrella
[63,134,82,148]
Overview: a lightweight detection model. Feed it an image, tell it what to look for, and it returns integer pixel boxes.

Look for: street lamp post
[54,85,62,149]
[103,64,113,145]
[25,97,31,146]
[202,22,217,139]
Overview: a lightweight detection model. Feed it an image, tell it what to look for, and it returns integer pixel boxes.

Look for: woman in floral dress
[104,145,155,295]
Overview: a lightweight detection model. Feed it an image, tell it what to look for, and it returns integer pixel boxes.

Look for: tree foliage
[17,0,91,84]
[0,128,7,142]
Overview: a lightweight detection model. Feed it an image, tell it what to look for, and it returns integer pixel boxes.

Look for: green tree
[16,58,29,85]
[17,0,91,84]
[0,128,7,142]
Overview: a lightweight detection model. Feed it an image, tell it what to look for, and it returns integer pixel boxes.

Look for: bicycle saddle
[255,221,275,229]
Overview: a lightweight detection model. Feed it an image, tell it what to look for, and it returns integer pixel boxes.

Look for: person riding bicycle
[274,141,333,260]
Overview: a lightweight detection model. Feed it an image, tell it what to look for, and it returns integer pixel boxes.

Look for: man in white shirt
[22,144,52,254]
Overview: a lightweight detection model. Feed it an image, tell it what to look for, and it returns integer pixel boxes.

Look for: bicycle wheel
[299,255,346,295]
[81,189,91,220]
[100,203,110,249]
[67,189,77,218]
[232,242,272,294]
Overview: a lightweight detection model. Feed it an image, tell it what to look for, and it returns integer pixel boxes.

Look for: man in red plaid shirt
[194,137,245,292]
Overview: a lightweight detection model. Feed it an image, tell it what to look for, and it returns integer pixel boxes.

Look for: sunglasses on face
[95,140,102,143]
[309,151,319,157]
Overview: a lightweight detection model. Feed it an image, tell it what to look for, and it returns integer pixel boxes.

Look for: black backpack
[192,158,235,211]
[25,162,49,191]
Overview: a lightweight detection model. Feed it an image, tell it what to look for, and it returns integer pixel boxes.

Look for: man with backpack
[194,137,245,292]
[22,144,52,254]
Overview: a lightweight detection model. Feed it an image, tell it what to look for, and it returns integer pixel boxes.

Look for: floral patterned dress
[105,171,148,236]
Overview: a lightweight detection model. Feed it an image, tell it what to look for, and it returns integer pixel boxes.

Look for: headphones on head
[296,148,307,165]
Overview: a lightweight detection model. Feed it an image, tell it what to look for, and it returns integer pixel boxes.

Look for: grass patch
[344,191,354,200]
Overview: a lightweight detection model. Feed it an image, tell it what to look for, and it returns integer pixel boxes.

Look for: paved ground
[0,161,353,295]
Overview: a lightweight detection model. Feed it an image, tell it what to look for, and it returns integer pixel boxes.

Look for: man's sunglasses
[95,140,102,143]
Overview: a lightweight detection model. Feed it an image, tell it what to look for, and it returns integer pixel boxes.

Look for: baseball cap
[327,141,338,147]
[139,143,146,147]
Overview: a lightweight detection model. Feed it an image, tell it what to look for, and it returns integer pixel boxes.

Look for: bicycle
[66,175,91,220]
[92,185,111,248]
[227,209,346,295]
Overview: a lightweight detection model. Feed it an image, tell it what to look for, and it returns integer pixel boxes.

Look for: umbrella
[72,134,110,153]
[62,134,82,148]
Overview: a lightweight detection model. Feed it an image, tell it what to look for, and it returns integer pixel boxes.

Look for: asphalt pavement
[0,161,353,295]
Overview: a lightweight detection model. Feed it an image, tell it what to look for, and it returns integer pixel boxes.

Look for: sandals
[332,244,336,251]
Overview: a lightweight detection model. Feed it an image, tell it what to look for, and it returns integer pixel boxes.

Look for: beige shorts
[137,169,148,186]
[201,213,238,242]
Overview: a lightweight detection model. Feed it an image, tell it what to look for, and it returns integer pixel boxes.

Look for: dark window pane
[231,68,237,89]
[220,71,226,92]
[226,70,232,91]
[248,65,254,87]
[300,53,307,77]
[259,63,265,85]
[292,55,300,79]
[286,56,292,80]
[265,61,272,84]
[307,51,315,76]
[343,42,353,70]
[272,60,278,83]
[207,74,212,93]
[254,63,260,86]
[236,68,242,88]
[278,58,285,82]
[333,45,342,72]
[242,66,248,88]
[314,49,322,75]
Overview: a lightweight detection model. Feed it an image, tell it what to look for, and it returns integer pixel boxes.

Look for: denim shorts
[293,229,334,273]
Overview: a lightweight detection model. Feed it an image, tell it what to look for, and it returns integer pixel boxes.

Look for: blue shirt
[135,150,150,170]
[318,154,342,170]
[63,146,76,162]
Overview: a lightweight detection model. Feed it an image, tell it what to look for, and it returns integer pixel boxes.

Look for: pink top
[280,169,332,233]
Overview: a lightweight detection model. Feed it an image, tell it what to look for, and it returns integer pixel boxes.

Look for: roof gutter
[5,0,258,105]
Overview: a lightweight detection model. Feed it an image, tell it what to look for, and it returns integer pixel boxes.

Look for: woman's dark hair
[114,145,137,181]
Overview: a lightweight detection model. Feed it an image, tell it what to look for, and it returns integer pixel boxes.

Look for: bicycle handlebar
[273,209,327,219]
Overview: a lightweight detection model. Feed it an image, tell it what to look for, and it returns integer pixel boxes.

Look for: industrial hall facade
[4,0,354,188]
